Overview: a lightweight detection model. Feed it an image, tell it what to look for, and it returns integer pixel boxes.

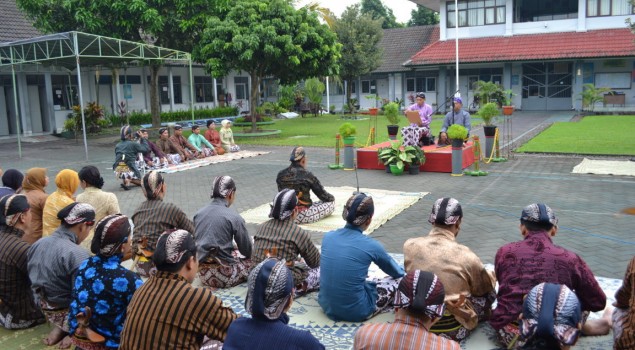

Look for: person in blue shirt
[68,214,143,349]
[439,97,472,145]
[318,193,405,322]
[223,258,325,350]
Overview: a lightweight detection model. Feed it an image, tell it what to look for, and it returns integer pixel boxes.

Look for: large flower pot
[369,108,379,116]
[502,105,514,116]
[387,125,399,140]
[408,164,421,175]
[451,139,464,176]
[389,164,404,176]
[483,125,498,158]
[342,136,356,170]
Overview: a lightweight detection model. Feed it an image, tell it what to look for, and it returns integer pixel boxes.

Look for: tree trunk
[150,65,161,128]
[345,79,352,111]
[249,72,260,133]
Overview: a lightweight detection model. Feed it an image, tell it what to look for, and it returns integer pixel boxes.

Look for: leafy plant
[477,102,500,126]
[277,84,297,110]
[383,102,400,125]
[304,78,325,106]
[377,140,415,171]
[579,83,611,111]
[329,104,336,112]
[502,89,516,106]
[447,124,468,140]
[338,122,357,138]
[404,145,425,165]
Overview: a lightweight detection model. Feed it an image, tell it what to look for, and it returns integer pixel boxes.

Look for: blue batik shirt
[69,254,143,349]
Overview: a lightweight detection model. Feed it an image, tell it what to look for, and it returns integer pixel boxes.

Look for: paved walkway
[0,111,633,279]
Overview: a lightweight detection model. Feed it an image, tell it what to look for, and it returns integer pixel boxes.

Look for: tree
[407,5,440,26]
[360,0,401,29]
[333,5,383,110]
[197,0,341,132]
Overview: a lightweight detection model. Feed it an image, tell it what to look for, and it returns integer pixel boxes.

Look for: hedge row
[127,106,239,125]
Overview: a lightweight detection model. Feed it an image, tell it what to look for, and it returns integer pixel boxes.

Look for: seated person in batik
[401,92,433,147]
[170,125,200,160]
[68,214,142,350]
[0,194,45,330]
[113,125,149,190]
[491,203,609,349]
[204,120,225,155]
[188,125,215,157]
[27,202,94,348]
[139,129,169,169]
[194,175,252,288]
[612,255,635,350]
[223,259,325,350]
[0,169,24,198]
[220,119,240,152]
[155,127,186,164]
[354,270,460,350]
[131,171,195,278]
[119,229,238,350]
[318,193,405,322]
[403,197,496,342]
[252,189,320,297]
[518,283,583,350]
[276,147,335,224]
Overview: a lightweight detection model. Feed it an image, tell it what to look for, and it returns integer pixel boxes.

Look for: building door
[522,62,572,110]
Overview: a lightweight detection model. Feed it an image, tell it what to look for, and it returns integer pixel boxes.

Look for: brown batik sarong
[40,299,70,332]
[198,252,253,289]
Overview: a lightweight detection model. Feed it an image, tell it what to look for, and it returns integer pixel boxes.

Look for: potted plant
[478,102,500,157]
[447,124,468,176]
[365,95,381,115]
[404,145,425,175]
[377,140,413,176]
[339,122,357,170]
[501,89,516,115]
[329,104,336,114]
[383,102,400,140]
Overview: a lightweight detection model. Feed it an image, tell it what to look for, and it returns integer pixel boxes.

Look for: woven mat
[156,151,269,174]
[572,158,635,176]
[0,257,620,350]
[240,186,428,234]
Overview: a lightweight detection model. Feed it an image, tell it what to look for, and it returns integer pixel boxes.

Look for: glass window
[362,80,371,94]
[194,76,214,103]
[406,78,415,92]
[234,76,249,100]
[447,0,504,27]
[426,78,436,92]
[51,75,78,109]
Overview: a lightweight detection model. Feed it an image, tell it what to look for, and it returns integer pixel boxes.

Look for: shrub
[128,106,239,125]
[447,124,468,140]
[338,122,356,138]
[383,102,400,125]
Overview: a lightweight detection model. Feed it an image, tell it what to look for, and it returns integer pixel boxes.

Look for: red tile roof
[407,28,635,66]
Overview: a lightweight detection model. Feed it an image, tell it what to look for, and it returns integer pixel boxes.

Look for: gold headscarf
[55,169,80,199]
[22,168,48,192]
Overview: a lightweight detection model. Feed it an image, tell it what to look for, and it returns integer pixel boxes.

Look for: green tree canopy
[360,0,401,29]
[408,5,440,26]
[333,5,383,108]
[197,0,341,131]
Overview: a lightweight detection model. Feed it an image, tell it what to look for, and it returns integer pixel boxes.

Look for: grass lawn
[516,115,635,155]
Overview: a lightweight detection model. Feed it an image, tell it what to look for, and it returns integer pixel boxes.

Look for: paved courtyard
[0,111,633,280]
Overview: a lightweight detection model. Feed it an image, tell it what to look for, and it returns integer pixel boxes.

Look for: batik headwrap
[211,175,235,199]
[158,127,168,136]
[415,92,426,99]
[91,214,131,257]
[269,189,297,221]
[154,229,196,267]
[55,169,80,199]
[142,171,164,200]
[2,169,24,192]
[342,193,374,226]
[520,203,558,227]
[520,283,582,347]
[428,197,463,226]
[0,194,30,227]
[22,168,47,192]
[289,146,306,162]
[120,125,132,141]
[245,258,294,320]
[57,202,95,225]
[394,270,446,318]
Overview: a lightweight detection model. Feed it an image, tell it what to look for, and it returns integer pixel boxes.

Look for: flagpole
[455,0,460,99]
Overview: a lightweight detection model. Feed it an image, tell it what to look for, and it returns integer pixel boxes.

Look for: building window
[426,78,437,92]
[514,0,578,22]
[148,75,182,104]
[194,76,214,103]
[234,76,249,100]
[447,0,505,27]
[51,75,79,109]
[406,78,416,92]
[588,0,634,16]
[351,81,356,94]
[361,80,377,94]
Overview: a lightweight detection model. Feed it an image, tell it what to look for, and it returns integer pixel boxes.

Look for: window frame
[587,0,634,16]
[447,0,505,27]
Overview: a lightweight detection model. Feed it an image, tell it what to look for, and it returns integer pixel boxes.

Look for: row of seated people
[0,167,634,349]
[113,122,240,190]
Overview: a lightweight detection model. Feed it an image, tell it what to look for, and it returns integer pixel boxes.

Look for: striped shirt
[0,226,43,323]
[131,199,195,252]
[252,218,320,285]
[119,271,238,350]
[354,311,461,350]
[27,226,90,306]
[614,255,635,349]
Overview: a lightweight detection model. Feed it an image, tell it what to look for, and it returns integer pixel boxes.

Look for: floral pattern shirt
[69,255,143,349]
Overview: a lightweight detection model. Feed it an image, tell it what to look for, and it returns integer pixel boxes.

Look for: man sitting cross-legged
[156,127,186,164]
[354,270,460,350]
[171,125,201,160]
[188,125,216,157]
[252,189,320,297]
[131,171,195,278]
[0,194,45,331]
[223,258,325,350]
[491,203,610,349]
[403,197,496,342]
[119,229,238,350]
[276,146,335,224]
[27,202,95,349]
[319,193,405,322]
[139,128,169,169]
[195,175,253,288]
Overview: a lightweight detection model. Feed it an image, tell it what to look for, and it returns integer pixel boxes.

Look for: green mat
[0,323,58,350]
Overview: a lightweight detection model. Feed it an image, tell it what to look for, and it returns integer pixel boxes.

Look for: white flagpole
[455,0,460,98]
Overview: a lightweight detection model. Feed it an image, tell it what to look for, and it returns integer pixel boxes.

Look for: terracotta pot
[502,105,514,115]
[369,108,379,116]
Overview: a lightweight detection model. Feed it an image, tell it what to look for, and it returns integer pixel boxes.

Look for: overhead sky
[295,0,418,24]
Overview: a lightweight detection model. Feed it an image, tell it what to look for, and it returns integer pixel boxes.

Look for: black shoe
[120,184,130,191]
